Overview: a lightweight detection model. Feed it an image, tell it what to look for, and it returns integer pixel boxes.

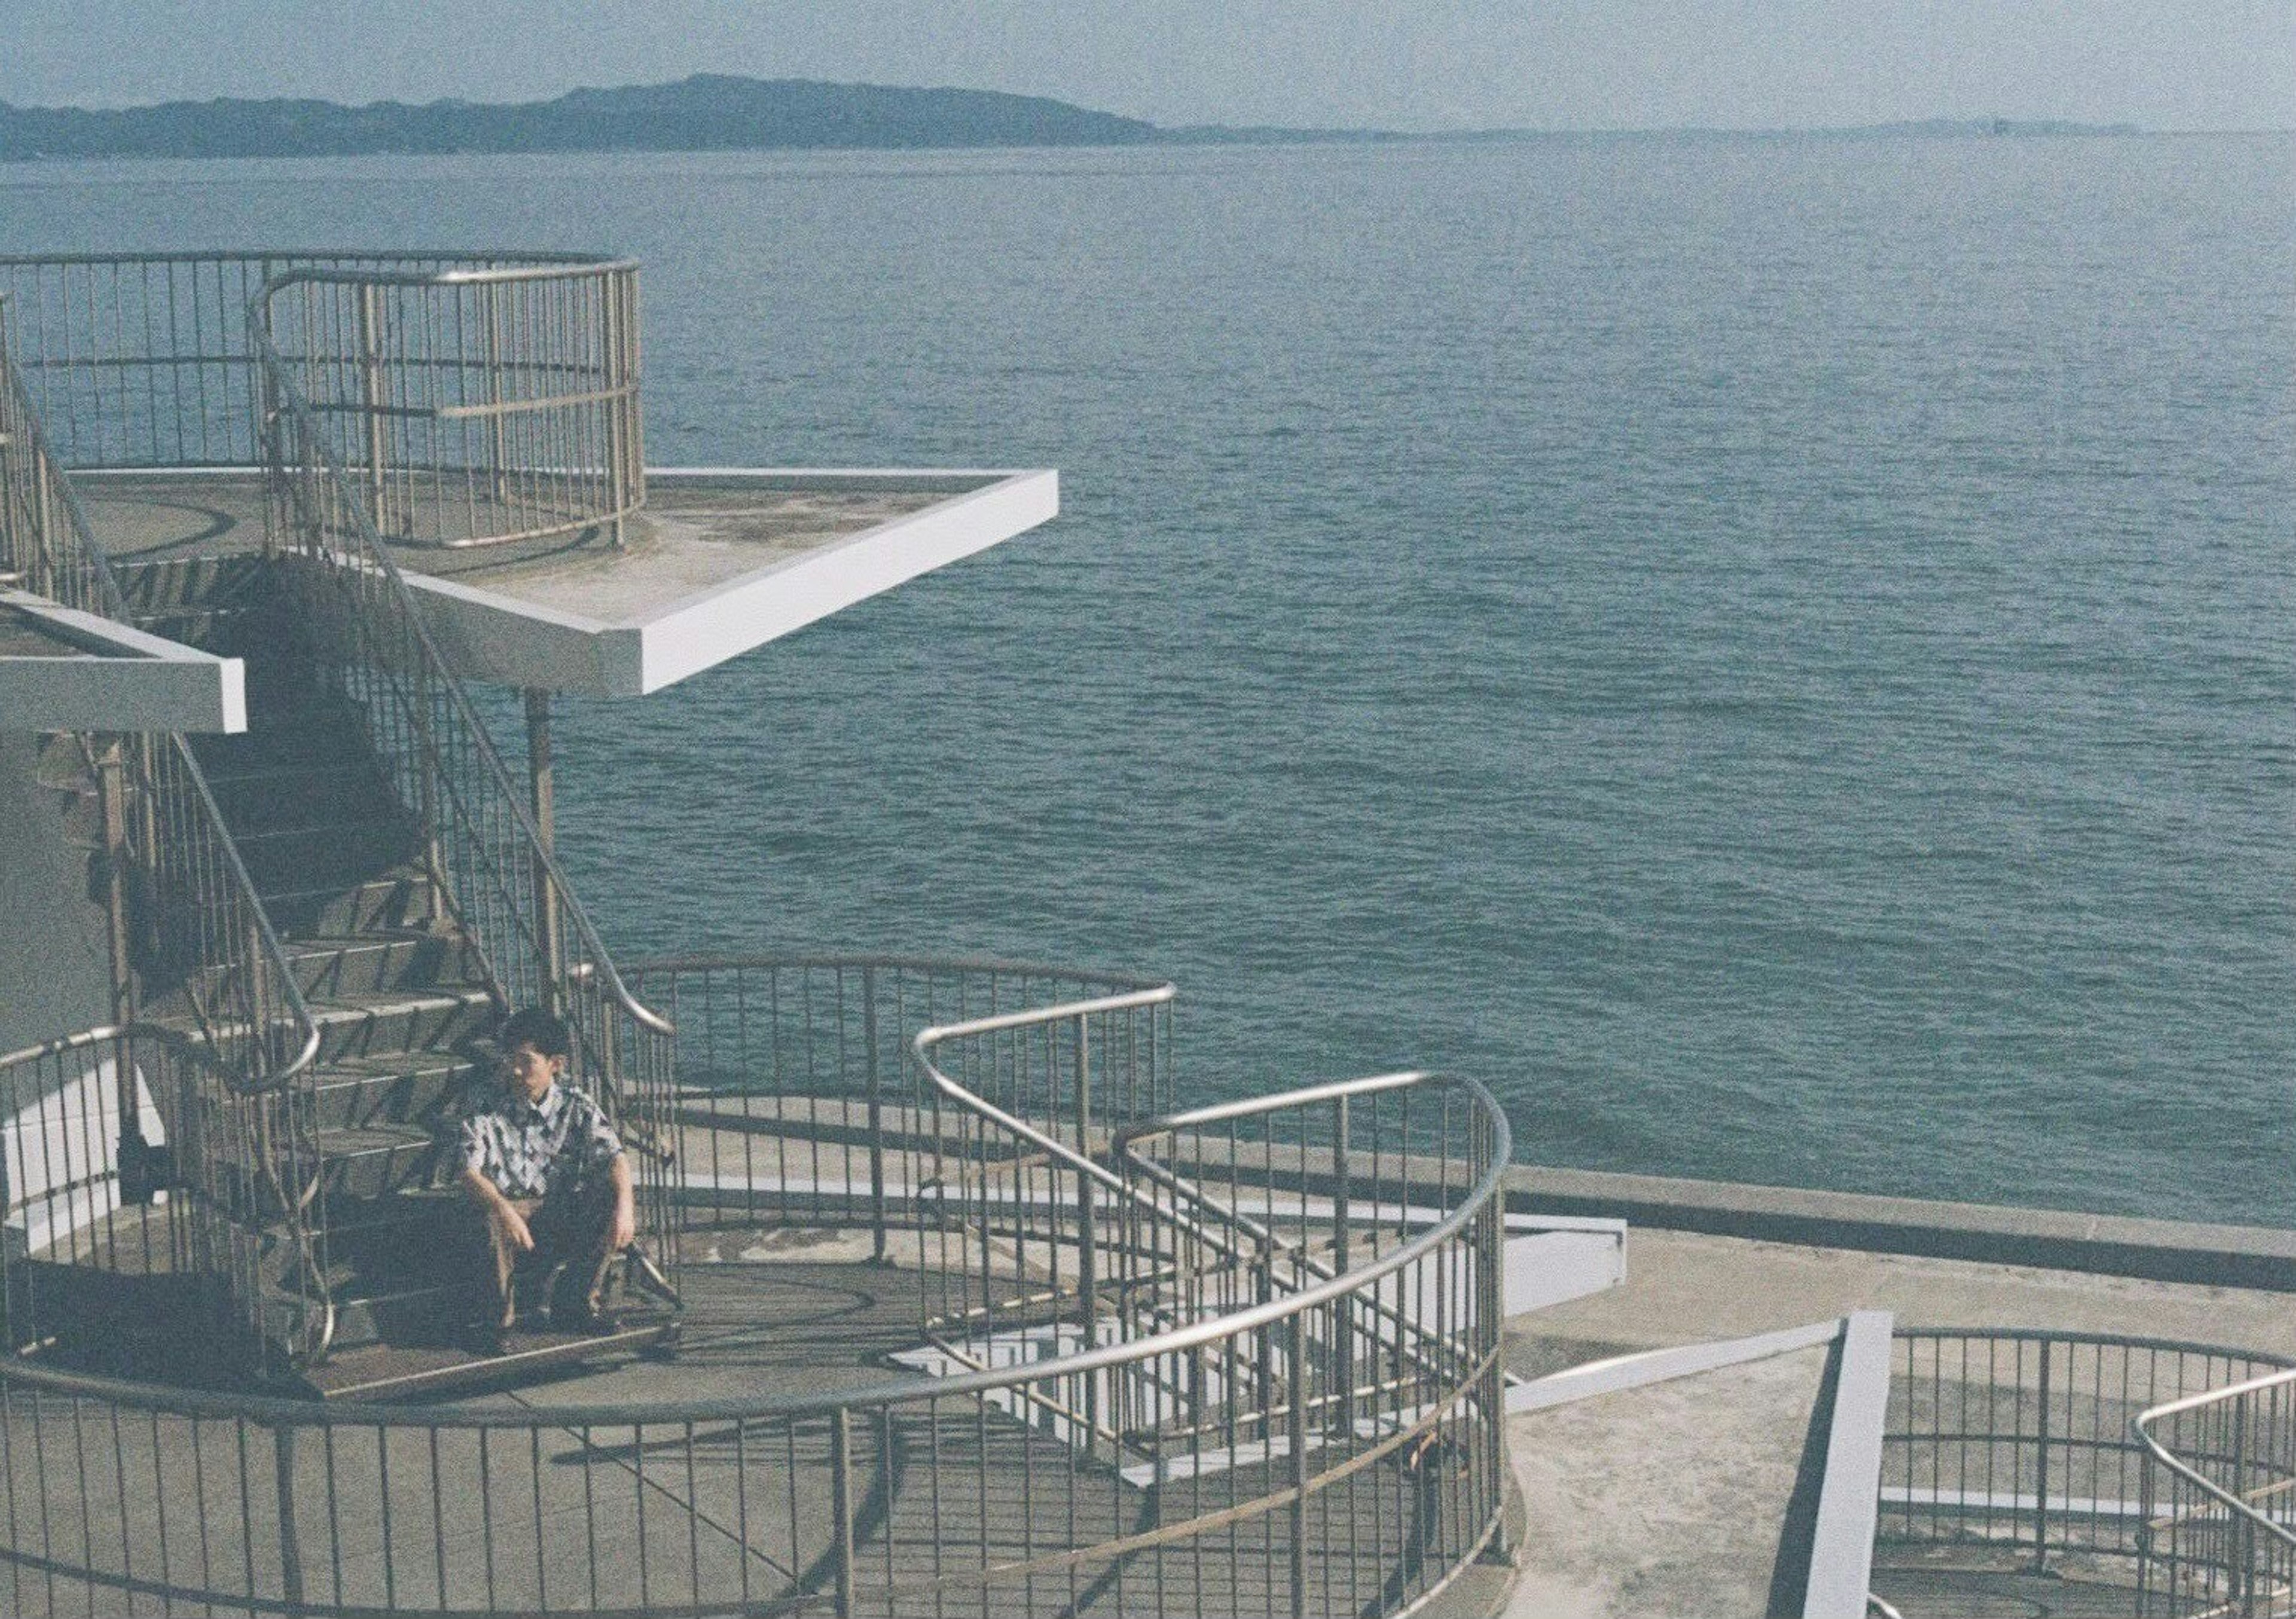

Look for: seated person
[456,1007,636,1348]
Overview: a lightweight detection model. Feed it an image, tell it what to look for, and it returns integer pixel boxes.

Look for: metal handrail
[244,282,670,1049]
[0,291,322,1098]
[2136,1363,2296,1549]
[0,957,1513,1617]
[0,1079,1510,1427]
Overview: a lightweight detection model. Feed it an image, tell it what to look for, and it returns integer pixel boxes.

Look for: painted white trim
[1503,1223,1627,1318]
[1877,1485,2147,1519]
[1803,1309,1895,1619]
[392,466,1059,697]
[636,469,1057,693]
[1507,1317,1846,1413]
[0,588,245,732]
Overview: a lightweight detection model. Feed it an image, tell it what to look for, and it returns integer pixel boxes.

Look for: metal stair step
[201,756,398,824]
[274,1187,472,1293]
[257,871,444,935]
[305,1048,484,1130]
[200,929,483,1003]
[304,1123,450,1203]
[126,603,267,652]
[303,986,498,1065]
[231,817,423,897]
[111,554,272,615]
[190,701,375,777]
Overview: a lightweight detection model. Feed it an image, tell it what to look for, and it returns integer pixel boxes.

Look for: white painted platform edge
[393,466,1058,697]
[1803,1309,1896,1619]
[1506,1316,1846,1414]
[1877,1485,2147,1519]
[636,468,1058,693]
[0,588,245,733]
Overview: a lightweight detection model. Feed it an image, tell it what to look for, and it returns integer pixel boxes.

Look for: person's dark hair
[496,1007,572,1061]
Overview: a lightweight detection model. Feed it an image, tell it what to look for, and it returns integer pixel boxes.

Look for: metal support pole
[523,688,563,1004]
[603,274,630,548]
[356,283,389,536]
[863,966,888,1264]
[2032,1340,2052,1573]
[1332,1095,1352,1437]
[273,1426,307,1618]
[829,1410,856,1618]
[1075,1016,1098,1459]
[1289,1320,1310,1619]
[95,740,152,1200]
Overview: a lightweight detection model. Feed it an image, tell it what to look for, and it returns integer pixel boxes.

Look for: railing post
[356,281,390,536]
[863,966,888,1264]
[829,1409,856,1618]
[1331,1095,1353,1437]
[2234,1398,2254,1615]
[2032,1338,2053,1572]
[523,688,564,1003]
[273,1425,307,1618]
[1290,1318,1311,1619]
[1075,1015,1098,1459]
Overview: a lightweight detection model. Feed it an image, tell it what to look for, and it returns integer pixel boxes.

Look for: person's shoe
[459,1321,509,1357]
[555,1306,622,1337]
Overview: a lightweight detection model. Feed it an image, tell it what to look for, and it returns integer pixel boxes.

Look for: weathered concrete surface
[0,731,111,1057]
[1507,1163,2296,1294]
[1505,1227,2296,1374]
[1504,1344,1832,1619]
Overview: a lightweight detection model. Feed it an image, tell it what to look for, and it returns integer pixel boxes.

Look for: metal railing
[0,953,1513,1619]
[246,262,677,1285]
[624,954,1174,1262]
[2137,1364,2296,1616]
[1880,1329,2296,1608]
[1,289,120,615]
[1,294,327,1364]
[0,252,601,474]
[257,262,642,550]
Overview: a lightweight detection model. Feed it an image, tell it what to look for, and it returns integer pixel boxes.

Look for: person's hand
[491,1202,534,1253]
[607,1197,636,1253]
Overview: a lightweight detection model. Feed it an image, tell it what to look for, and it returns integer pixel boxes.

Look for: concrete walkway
[1506,1226,2296,1374]
[1505,1343,1833,1618]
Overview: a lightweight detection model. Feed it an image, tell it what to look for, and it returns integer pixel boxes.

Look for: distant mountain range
[0,77,2142,161]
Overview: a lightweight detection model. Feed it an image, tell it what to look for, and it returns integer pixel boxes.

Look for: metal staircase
[0,253,679,1392]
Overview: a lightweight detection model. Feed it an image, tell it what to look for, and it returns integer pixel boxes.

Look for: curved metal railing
[255,259,643,550]
[2136,1363,2296,1615]
[0,953,1513,1619]
[0,251,610,474]
[1877,1327,2296,1615]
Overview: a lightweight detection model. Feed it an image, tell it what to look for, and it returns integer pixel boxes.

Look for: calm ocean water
[3,134,2289,1222]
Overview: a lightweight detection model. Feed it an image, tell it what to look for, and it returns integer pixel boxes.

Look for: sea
[2,132,2288,1224]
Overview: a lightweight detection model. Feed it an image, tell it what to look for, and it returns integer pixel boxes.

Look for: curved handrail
[0,1067,1510,1427]
[2136,1363,2296,1551]
[0,958,1513,1618]
[2,967,1509,1424]
[244,281,670,1047]
[259,259,642,288]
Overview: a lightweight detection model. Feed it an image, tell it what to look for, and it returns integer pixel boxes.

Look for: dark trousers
[474,1181,617,1328]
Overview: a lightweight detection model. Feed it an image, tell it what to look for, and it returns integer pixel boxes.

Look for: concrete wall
[0,732,111,1056]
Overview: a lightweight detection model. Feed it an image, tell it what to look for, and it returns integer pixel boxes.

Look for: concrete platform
[72,465,1058,697]
[1504,1342,1834,1618]
[1503,1226,2296,1374]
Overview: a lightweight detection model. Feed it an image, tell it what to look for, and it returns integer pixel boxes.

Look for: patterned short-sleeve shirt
[456,1080,623,1200]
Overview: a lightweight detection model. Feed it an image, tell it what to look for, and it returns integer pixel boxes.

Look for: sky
[1,0,2288,132]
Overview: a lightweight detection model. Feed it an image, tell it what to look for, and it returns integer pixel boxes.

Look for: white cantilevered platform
[70,467,1058,698]
[0,588,245,732]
